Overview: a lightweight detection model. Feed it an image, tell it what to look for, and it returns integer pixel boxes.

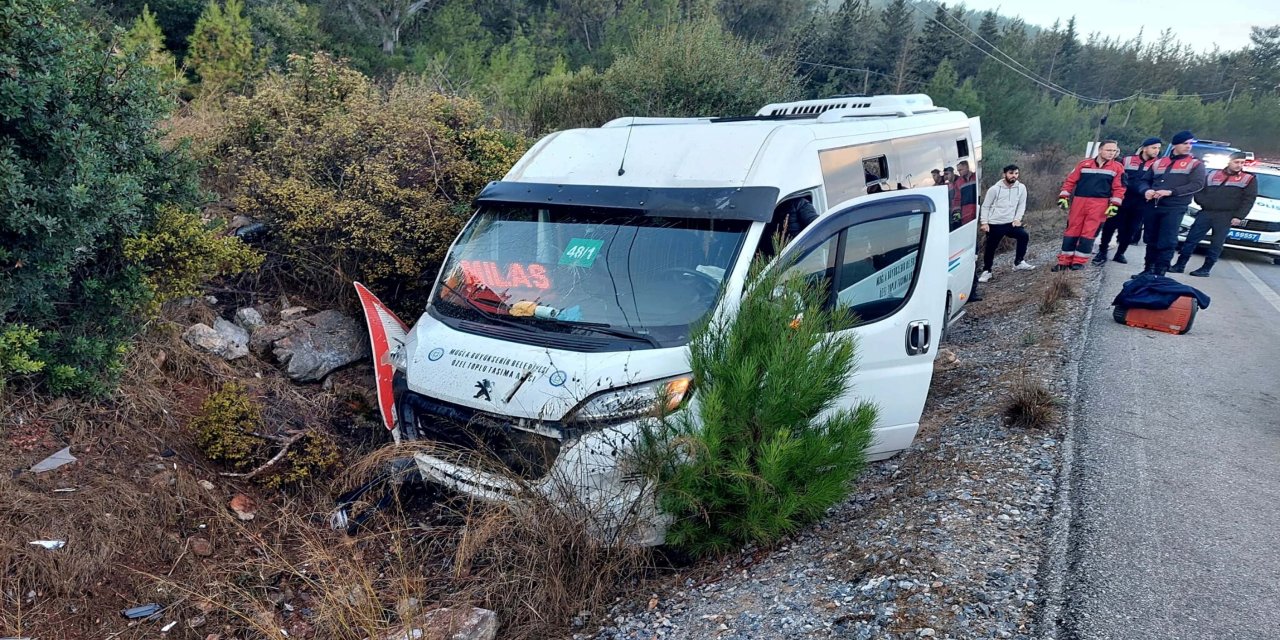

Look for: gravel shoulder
[583,221,1093,640]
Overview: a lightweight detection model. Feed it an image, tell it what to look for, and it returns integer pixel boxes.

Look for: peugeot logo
[473,379,494,402]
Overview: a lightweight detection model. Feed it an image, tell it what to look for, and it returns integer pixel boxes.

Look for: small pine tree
[637,258,878,556]
[123,5,187,95]
[187,0,260,95]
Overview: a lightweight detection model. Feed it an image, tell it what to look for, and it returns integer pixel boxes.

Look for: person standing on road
[977,164,1035,283]
[1054,140,1126,271]
[1133,130,1208,278]
[1168,151,1257,277]
[1094,137,1161,265]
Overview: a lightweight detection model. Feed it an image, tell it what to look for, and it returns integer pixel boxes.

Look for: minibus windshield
[431,204,750,349]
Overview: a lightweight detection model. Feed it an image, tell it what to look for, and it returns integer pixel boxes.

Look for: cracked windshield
[433,205,750,347]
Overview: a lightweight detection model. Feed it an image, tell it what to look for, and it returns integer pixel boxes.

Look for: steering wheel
[652,267,722,301]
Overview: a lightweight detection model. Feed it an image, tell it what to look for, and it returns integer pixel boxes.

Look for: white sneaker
[978,270,993,283]
[1013,261,1036,271]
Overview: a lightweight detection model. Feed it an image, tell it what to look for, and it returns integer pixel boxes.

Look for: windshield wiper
[436,281,542,335]
[517,317,663,349]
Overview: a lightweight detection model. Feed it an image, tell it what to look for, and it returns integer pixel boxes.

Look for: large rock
[183,318,249,360]
[272,310,367,382]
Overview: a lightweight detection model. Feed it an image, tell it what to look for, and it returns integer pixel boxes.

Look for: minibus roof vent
[755,94,947,120]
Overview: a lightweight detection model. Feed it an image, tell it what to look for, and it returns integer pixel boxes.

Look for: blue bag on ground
[1112,276,1210,310]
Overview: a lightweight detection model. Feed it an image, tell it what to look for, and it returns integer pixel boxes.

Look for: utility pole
[1122,91,1140,128]
[863,69,870,96]
[1228,82,1237,106]
[1094,101,1112,141]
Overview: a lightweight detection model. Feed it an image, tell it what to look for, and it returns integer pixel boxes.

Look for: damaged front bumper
[396,380,670,547]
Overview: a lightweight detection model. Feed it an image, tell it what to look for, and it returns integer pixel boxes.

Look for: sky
[953,0,1280,53]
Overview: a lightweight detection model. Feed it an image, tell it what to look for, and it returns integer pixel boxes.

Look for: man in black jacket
[1133,130,1208,278]
[1169,152,1258,277]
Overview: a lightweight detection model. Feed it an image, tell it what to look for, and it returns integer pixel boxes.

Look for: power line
[906,2,1117,104]
[923,1,1240,102]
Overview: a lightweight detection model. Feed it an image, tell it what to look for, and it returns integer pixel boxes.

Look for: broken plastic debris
[29,447,76,473]
[161,621,178,633]
[29,540,66,550]
[53,487,77,493]
[121,603,162,619]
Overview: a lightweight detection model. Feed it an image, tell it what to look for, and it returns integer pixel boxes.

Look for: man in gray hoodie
[977,164,1036,283]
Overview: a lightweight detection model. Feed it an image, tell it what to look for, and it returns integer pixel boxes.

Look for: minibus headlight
[566,375,693,424]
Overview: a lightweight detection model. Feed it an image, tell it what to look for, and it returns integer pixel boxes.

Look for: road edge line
[1229,259,1280,314]
[1034,265,1104,639]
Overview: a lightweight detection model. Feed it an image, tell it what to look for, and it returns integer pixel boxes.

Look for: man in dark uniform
[1094,137,1161,265]
[1133,130,1208,278]
[1169,151,1258,277]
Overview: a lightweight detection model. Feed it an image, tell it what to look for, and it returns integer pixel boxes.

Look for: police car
[1180,162,1280,265]
[1163,139,1242,170]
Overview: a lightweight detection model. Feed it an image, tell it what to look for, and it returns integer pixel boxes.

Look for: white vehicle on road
[357,94,982,544]
[1180,163,1280,265]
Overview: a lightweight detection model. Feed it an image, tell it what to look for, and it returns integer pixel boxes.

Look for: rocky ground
[582,231,1093,640]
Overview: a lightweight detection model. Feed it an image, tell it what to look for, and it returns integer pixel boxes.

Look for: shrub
[526,14,802,134]
[193,382,269,471]
[1006,378,1059,429]
[0,324,45,392]
[1,0,212,394]
[124,205,264,306]
[203,53,529,312]
[1039,273,1078,315]
[638,260,877,556]
[122,4,188,96]
[187,0,262,95]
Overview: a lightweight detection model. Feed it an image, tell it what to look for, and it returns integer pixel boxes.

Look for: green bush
[187,0,262,95]
[123,205,264,306]
[0,324,45,392]
[1,0,212,395]
[192,382,269,471]
[526,13,801,134]
[638,260,877,556]
[192,382,342,487]
[203,53,529,312]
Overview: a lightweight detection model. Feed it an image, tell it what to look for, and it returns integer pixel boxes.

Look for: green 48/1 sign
[560,238,604,267]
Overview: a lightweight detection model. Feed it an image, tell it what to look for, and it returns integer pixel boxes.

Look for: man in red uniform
[1053,140,1126,271]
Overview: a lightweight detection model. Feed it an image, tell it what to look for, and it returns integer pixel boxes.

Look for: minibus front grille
[399,391,562,481]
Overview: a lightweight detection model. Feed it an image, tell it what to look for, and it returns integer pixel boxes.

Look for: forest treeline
[82,0,1280,153]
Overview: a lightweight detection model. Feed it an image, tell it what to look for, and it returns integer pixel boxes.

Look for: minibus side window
[863,156,891,194]
[781,235,837,305]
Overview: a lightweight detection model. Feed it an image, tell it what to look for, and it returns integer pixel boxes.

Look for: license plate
[1227,229,1261,242]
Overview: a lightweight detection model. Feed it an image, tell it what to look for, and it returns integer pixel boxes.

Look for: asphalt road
[1058,246,1280,639]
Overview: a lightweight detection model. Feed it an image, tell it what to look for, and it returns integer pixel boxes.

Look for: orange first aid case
[1112,295,1198,335]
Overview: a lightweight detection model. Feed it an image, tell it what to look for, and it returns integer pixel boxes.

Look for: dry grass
[1005,378,1061,429]
[2,302,653,639]
[1039,273,1078,315]
[450,494,651,638]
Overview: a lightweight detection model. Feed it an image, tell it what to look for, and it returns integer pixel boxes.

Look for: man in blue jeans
[1132,131,1208,278]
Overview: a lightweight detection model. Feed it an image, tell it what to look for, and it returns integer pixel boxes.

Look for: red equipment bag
[1112,295,1198,335]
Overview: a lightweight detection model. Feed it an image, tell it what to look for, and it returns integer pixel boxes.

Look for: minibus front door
[777,187,949,458]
